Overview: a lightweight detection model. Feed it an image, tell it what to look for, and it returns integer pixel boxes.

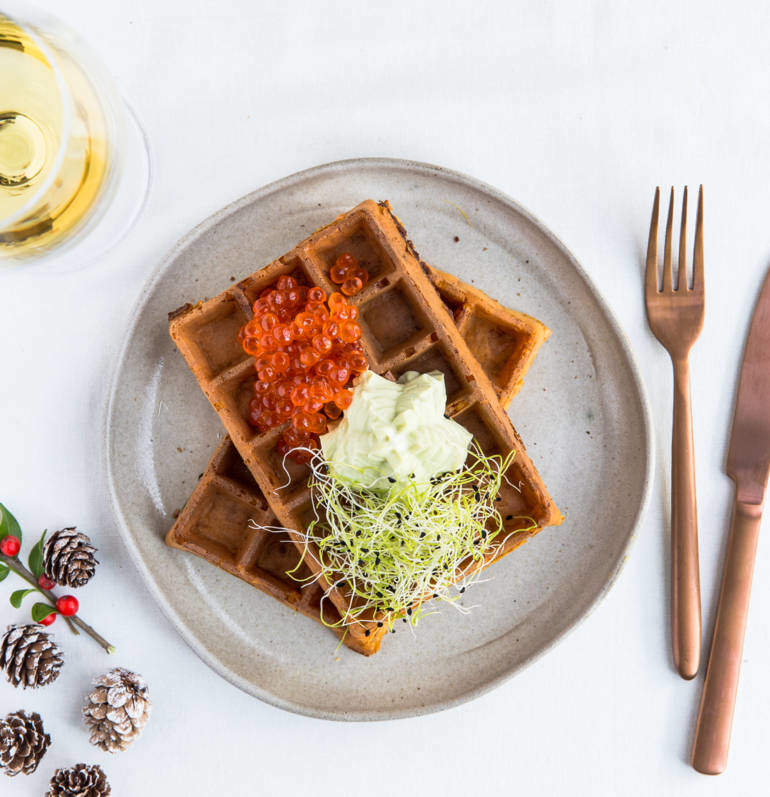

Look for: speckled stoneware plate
[105,158,652,721]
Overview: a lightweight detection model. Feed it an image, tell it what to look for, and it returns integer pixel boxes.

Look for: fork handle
[671,356,701,679]
[691,499,762,774]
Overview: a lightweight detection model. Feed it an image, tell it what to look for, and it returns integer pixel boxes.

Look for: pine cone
[82,668,151,753]
[0,710,50,777]
[43,527,99,588]
[0,625,63,688]
[48,763,111,796]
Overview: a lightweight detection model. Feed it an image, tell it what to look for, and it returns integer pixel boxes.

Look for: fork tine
[692,185,704,291]
[678,186,688,290]
[646,187,660,293]
[662,188,674,292]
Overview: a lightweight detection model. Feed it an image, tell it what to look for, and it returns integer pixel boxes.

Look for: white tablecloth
[2,1,769,794]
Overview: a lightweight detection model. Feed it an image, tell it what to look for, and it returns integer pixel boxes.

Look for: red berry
[0,535,20,557]
[38,575,56,590]
[38,611,57,626]
[56,595,79,617]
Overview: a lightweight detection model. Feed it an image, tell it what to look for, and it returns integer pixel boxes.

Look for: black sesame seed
[365,629,371,637]
[355,530,361,537]
[433,593,438,598]
[407,608,412,616]
[402,618,407,623]
[361,547,369,554]
[495,496,502,502]
[505,514,513,520]
[377,621,383,627]
[419,532,426,539]
[388,476,396,483]
[460,587,466,594]
[437,534,441,541]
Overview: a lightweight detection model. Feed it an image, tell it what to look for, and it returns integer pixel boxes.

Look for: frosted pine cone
[0,710,50,776]
[43,528,98,588]
[47,763,111,796]
[82,668,151,753]
[0,625,63,688]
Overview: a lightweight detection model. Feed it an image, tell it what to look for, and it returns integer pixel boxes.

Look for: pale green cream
[320,370,472,489]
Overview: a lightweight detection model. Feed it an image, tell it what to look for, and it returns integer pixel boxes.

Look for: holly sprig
[0,503,115,654]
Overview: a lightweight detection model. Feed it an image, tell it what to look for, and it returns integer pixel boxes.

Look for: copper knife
[691,269,770,774]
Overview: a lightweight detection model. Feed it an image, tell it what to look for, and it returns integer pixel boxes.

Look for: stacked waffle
[167,200,562,655]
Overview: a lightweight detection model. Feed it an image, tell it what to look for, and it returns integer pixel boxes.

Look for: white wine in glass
[0,6,149,269]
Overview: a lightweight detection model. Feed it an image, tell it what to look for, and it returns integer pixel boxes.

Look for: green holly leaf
[0,503,21,544]
[31,603,56,624]
[10,588,35,608]
[28,530,46,578]
[0,564,8,582]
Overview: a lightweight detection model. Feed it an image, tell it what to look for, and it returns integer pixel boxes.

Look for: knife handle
[671,357,702,679]
[691,499,762,775]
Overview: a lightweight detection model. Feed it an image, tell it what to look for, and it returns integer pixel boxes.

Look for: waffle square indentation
[256,435,313,494]
[215,443,263,494]
[452,405,504,457]
[391,343,465,402]
[210,371,259,443]
[256,531,313,582]
[190,300,250,377]
[462,309,526,390]
[359,285,427,357]
[187,486,253,557]
[315,219,395,282]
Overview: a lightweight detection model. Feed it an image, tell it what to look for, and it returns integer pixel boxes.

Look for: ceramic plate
[105,158,652,720]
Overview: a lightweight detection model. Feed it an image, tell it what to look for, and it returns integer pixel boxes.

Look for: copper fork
[645,186,705,680]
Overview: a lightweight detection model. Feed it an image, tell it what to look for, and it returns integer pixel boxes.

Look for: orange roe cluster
[238,255,369,463]
[329,251,369,296]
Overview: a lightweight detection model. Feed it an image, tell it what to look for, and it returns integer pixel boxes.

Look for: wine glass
[0,3,150,272]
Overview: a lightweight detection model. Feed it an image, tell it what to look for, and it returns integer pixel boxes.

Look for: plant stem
[70,615,115,653]
[0,553,115,654]
[0,553,78,636]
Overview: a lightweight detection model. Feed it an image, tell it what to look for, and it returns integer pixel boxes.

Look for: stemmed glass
[0,2,150,272]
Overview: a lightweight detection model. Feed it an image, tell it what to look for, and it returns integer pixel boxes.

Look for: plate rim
[103,156,654,721]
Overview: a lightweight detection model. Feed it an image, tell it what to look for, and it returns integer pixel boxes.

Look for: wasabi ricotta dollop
[319,370,472,489]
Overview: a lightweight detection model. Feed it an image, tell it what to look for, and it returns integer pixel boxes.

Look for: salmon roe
[239,269,367,462]
[329,252,369,294]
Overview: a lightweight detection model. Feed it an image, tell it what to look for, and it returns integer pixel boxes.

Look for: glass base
[6,98,151,274]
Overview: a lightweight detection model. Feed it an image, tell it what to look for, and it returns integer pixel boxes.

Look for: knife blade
[726,269,770,502]
[692,268,770,774]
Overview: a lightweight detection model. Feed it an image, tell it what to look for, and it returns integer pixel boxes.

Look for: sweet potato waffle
[168,200,562,653]
[167,275,549,654]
